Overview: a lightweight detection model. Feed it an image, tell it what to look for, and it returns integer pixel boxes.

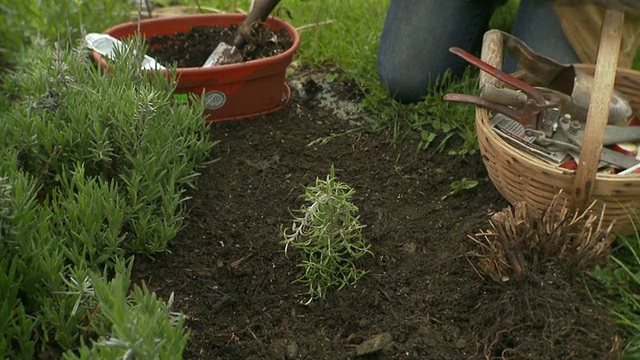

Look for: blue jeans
[377,0,580,103]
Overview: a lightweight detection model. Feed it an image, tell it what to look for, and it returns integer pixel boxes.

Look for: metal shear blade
[526,116,640,169]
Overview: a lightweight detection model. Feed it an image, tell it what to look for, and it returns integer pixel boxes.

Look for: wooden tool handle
[481,83,528,108]
[479,30,505,90]
[571,7,625,209]
[234,0,282,48]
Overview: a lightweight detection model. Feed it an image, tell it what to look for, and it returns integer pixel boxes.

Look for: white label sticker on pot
[203,91,226,110]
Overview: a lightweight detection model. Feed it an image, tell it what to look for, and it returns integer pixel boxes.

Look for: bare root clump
[466,193,621,359]
[469,193,615,283]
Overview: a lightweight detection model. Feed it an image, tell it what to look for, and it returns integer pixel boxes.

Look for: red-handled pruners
[443,47,561,130]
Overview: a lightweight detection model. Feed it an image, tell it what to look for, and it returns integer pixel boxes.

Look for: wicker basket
[476,27,640,236]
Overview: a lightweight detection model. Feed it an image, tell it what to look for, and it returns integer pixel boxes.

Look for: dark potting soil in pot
[146,24,293,68]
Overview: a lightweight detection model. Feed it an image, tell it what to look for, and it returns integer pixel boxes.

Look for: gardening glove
[235,0,282,47]
[552,0,640,67]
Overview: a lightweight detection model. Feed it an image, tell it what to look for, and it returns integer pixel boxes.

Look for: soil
[146,24,292,68]
[131,24,621,359]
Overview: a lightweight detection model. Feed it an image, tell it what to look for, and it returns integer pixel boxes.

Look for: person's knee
[377,51,468,103]
[377,57,429,103]
[376,0,497,103]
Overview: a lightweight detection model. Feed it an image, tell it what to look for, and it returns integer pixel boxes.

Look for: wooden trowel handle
[233,0,282,49]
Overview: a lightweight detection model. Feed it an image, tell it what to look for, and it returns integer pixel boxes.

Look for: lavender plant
[0,34,212,356]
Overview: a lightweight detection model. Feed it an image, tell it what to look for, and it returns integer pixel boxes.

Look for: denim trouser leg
[377,0,498,103]
[376,0,580,103]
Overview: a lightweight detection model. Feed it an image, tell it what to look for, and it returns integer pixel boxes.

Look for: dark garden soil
[131,23,621,360]
[146,24,293,68]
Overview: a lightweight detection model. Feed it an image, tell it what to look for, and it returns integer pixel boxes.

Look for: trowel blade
[203,42,244,67]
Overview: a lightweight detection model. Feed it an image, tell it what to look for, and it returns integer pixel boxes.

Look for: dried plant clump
[468,192,615,283]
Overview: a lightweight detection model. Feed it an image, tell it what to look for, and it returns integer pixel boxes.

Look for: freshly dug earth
[132,25,620,360]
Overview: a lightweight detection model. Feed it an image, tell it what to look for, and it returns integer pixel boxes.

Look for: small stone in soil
[354,332,393,356]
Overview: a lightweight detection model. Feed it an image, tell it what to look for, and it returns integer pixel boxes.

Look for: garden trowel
[204,0,282,66]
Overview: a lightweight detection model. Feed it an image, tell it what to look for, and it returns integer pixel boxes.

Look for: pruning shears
[443,47,562,131]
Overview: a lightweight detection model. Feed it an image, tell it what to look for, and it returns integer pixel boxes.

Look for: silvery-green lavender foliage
[0,36,212,357]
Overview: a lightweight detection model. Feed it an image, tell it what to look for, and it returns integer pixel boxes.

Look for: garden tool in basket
[204,0,282,66]
[443,47,571,163]
[525,113,640,169]
[443,46,564,133]
[445,31,633,126]
[498,30,633,125]
[443,46,640,169]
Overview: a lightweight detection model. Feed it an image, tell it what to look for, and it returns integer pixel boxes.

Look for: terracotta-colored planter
[92,14,300,122]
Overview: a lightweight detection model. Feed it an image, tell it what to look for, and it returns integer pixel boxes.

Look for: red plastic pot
[92,14,300,122]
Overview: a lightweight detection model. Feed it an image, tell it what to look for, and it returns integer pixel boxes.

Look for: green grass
[0,0,129,65]
[590,235,640,358]
[184,0,519,153]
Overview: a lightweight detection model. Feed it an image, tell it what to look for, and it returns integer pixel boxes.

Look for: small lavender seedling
[282,166,372,304]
